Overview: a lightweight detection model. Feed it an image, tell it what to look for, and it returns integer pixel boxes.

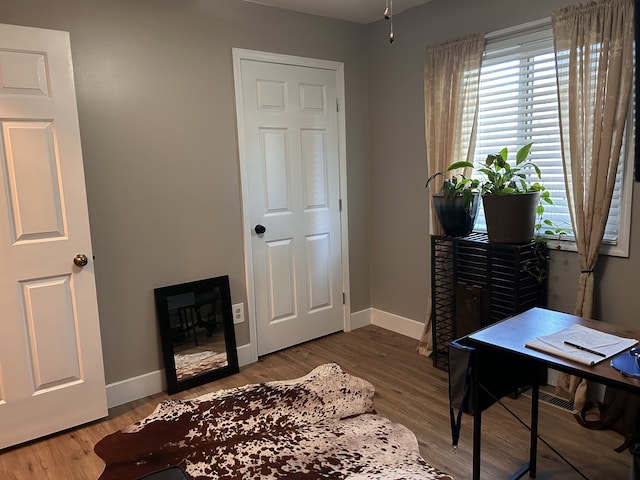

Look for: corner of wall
[349,308,372,330]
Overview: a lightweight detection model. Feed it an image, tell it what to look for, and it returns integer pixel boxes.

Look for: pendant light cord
[384,0,394,43]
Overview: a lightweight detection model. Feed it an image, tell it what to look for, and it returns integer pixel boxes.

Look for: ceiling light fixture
[384,0,394,43]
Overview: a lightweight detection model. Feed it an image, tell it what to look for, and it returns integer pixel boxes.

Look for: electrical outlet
[232,303,244,324]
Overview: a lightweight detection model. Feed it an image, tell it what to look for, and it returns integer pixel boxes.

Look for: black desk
[465,307,640,479]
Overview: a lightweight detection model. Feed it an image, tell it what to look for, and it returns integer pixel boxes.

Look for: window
[467,19,633,257]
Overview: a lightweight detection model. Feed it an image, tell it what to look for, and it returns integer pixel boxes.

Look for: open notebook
[525,323,638,366]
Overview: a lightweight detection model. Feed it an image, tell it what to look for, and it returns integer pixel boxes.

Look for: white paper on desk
[524,324,638,366]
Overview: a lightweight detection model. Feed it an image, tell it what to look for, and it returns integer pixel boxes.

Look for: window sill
[545,237,629,258]
[470,230,630,258]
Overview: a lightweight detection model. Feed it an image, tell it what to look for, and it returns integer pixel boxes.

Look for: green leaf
[516,142,533,164]
[518,178,527,190]
[446,161,474,171]
[461,189,473,210]
[533,164,542,178]
[425,171,443,189]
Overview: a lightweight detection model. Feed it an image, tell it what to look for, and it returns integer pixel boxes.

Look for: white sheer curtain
[552,0,634,410]
[418,33,484,356]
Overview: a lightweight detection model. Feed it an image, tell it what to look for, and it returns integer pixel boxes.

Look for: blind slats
[467,21,626,243]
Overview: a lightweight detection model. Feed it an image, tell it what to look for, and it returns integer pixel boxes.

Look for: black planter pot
[432,194,480,237]
[481,192,540,243]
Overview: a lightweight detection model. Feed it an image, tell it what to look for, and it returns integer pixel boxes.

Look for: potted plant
[425,168,480,237]
[450,143,566,243]
[480,143,544,243]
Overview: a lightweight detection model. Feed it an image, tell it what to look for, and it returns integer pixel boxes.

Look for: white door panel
[234,51,347,356]
[0,23,107,449]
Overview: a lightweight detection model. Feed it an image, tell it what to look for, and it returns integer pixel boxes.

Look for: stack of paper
[525,324,638,366]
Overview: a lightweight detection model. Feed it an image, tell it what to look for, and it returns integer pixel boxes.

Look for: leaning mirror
[154,275,239,394]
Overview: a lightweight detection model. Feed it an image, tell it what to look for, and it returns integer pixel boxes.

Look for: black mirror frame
[154,275,239,395]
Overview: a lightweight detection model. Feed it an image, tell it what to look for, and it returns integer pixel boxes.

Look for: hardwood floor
[0,325,632,479]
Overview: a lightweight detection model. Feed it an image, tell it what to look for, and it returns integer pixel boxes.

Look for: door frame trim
[232,48,350,363]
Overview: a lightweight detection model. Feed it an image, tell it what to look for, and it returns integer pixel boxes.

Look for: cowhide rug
[94,363,453,480]
[174,351,228,380]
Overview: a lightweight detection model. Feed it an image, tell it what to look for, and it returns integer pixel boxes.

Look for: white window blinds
[469,20,631,249]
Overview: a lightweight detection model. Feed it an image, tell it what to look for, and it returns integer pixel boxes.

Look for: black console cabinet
[431,232,548,370]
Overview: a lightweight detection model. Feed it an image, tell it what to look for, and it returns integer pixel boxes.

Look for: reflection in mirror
[154,275,239,394]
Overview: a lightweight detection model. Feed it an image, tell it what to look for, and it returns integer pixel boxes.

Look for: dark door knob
[254,224,266,234]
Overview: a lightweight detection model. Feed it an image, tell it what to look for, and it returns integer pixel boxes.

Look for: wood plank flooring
[0,325,632,479]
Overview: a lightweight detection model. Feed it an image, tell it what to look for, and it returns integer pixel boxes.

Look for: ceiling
[241,0,433,25]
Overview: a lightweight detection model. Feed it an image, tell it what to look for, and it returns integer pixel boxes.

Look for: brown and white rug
[94,363,453,480]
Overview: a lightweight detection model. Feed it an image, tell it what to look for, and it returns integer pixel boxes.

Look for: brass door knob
[73,254,88,267]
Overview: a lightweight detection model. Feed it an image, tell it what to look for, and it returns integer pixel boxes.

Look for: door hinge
[336,98,340,112]
[342,292,346,304]
[339,198,342,212]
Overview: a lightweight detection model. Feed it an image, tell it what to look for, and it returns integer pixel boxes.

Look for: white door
[0,23,107,449]
[233,50,349,357]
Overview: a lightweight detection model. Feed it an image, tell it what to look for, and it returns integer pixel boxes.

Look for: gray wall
[368,0,639,329]
[1,0,371,384]
[1,0,637,386]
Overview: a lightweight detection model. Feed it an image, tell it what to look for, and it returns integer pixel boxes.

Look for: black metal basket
[431,232,548,370]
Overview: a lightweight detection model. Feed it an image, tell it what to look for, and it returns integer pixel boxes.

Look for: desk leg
[510,381,539,480]
[506,380,539,480]
[529,382,539,478]
[472,350,481,480]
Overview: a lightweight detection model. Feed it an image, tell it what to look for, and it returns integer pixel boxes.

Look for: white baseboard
[105,310,422,408]
[349,308,371,330]
[370,308,425,340]
[236,342,253,368]
[106,369,166,409]
[105,343,254,409]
